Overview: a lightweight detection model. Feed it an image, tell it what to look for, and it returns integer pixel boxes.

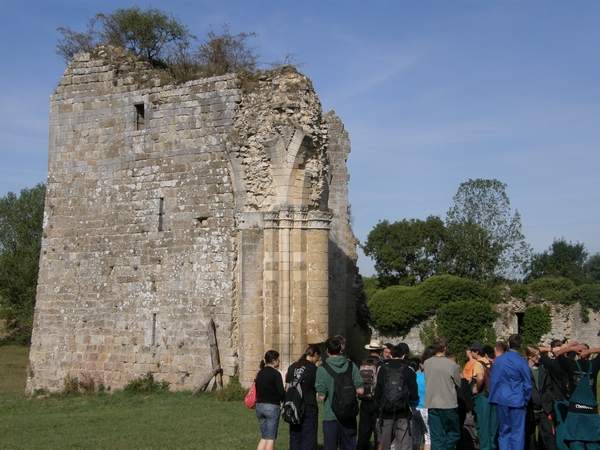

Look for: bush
[214,376,247,402]
[367,275,501,336]
[508,282,529,300]
[575,284,600,312]
[362,276,381,302]
[123,372,169,394]
[521,304,552,345]
[62,375,96,395]
[368,285,425,334]
[527,277,576,304]
[436,300,498,361]
[417,275,502,305]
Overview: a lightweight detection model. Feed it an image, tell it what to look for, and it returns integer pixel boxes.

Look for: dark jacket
[539,353,569,400]
[286,361,318,415]
[373,359,418,419]
[256,365,285,405]
[529,365,555,415]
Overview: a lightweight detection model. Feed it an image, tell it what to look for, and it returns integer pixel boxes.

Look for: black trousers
[357,400,379,450]
[526,409,557,450]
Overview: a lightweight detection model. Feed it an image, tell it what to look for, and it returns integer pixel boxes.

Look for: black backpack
[322,361,359,420]
[379,361,409,416]
[282,366,306,425]
[358,357,379,400]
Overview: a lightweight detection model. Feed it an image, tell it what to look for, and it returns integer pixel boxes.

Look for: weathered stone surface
[28,48,364,392]
[372,297,600,357]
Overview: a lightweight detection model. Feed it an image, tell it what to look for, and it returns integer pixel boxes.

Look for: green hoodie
[315,355,364,421]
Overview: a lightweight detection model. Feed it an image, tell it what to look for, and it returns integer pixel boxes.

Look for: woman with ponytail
[285,344,322,450]
[256,350,285,450]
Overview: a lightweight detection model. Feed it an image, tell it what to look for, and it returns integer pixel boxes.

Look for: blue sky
[1,1,599,276]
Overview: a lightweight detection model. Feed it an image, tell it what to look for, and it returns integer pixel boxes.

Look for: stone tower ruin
[27,47,365,392]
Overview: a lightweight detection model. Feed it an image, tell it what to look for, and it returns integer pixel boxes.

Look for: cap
[468,342,484,353]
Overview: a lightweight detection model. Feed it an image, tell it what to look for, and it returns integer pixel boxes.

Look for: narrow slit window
[158,197,164,231]
[151,313,157,346]
[135,104,145,130]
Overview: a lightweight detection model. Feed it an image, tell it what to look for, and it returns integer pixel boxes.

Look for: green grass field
[0,346,296,449]
[0,346,29,392]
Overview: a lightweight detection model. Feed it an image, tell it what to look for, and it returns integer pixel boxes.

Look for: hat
[468,342,484,353]
[365,339,385,350]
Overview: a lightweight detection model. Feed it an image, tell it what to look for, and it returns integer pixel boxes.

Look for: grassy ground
[0,390,286,449]
[0,345,29,392]
[0,346,296,449]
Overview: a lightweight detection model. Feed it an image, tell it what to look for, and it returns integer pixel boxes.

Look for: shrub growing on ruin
[123,372,170,394]
[436,300,498,361]
[527,277,576,304]
[367,275,501,336]
[521,304,552,345]
[57,7,193,64]
[214,376,247,402]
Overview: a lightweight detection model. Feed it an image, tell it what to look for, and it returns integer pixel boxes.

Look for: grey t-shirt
[423,355,461,409]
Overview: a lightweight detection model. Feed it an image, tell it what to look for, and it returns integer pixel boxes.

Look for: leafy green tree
[584,253,600,283]
[0,183,46,345]
[526,238,588,284]
[362,216,450,287]
[446,178,531,283]
[57,6,193,64]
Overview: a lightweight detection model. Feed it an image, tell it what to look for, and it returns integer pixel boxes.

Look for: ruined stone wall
[324,111,367,357]
[28,47,362,392]
[29,49,242,391]
[372,299,600,357]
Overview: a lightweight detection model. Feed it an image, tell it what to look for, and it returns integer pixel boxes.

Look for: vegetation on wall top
[56,7,300,84]
[367,274,501,336]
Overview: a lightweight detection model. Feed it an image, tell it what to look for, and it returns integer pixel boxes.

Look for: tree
[362,216,450,287]
[0,183,46,345]
[196,24,259,77]
[584,253,600,283]
[526,238,588,284]
[446,178,531,282]
[57,6,193,64]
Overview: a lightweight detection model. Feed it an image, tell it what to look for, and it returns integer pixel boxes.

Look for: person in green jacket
[316,336,364,450]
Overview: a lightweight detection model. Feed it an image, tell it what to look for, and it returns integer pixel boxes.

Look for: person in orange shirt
[462,346,478,448]
[463,348,477,383]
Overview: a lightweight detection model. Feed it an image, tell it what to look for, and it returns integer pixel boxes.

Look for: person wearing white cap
[357,339,385,450]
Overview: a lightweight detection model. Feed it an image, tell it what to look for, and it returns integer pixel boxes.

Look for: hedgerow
[367,275,501,336]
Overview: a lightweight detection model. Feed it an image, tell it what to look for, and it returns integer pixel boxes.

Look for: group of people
[251,333,600,450]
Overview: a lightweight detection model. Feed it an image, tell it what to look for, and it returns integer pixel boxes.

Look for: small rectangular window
[135,104,145,131]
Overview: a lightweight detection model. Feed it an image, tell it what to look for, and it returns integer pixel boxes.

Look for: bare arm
[579,347,600,358]
[553,343,586,357]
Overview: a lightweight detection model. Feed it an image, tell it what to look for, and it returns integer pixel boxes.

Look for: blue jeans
[323,418,358,450]
[256,402,280,440]
[290,411,318,450]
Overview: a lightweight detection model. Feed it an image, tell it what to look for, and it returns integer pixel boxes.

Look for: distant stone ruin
[27,46,365,392]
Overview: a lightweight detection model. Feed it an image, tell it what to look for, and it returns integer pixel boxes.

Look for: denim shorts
[256,402,280,440]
